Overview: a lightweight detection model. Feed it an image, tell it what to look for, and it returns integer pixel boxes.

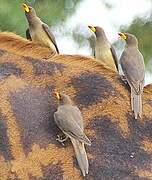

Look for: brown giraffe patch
[9,86,62,155]
[87,115,152,179]
[41,163,63,180]
[127,114,152,140]
[0,62,23,79]
[23,56,65,76]
[0,111,12,161]
[28,163,63,180]
[71,72,119,108]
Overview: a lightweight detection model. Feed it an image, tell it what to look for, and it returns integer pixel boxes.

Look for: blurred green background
[0,0,80,35]
[0,0,152,83]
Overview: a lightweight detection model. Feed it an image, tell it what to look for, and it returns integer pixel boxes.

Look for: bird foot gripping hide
[56,134,68,145]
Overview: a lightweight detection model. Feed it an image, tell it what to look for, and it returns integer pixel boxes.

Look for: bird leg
[56,134,68,145]
[120,75,128,84]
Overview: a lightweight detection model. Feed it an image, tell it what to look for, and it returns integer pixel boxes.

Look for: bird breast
[95,44,112,60]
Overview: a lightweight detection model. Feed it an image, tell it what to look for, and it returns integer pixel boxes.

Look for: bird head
[22,3,36,17]
[118,32,138,46]
[53,91,72,105]
[88,25,106,38]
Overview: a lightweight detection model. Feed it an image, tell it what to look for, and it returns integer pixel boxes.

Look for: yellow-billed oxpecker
[53,91,91,176]
[119,32,145,119]
[22,3,59,53]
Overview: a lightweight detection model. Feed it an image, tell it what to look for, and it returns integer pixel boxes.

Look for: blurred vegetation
[0,0,80,36]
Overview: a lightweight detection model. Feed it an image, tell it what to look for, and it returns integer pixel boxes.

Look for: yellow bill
[22,3,30,13]
[88,26,96,33]
[118,32,127,40]
[54,92,61,100]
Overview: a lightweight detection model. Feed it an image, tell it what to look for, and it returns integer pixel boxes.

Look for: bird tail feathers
[71,138,89,176]
[131,87,143,119]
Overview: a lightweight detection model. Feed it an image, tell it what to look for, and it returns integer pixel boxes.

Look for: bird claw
[56,135,68,146]
[121,75,128,84]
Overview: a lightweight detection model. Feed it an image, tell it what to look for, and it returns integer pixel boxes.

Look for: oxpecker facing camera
[53,92,91,176]
[22,3,59,53]
[88,25,119,72]
[119,32,145,119]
